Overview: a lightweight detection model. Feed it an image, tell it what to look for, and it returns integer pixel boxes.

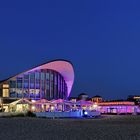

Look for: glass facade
[8,69,68,100]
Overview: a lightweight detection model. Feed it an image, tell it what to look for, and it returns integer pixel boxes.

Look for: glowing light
[84,111,88,115]
[31,100,36,103]
[82,106,86,110]
[99,101,135,106]
[93,104,98,108]
[134,97,140,99]
[3,84,9,88]
[51,106,55,111]
[32,106,35,111]
[3,89,9,97]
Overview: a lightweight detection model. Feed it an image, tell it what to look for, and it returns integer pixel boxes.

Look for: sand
[0,115,140,140]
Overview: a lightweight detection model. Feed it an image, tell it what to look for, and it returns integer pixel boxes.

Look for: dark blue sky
[1,0,140,99]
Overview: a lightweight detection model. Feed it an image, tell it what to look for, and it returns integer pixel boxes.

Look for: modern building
[0,60,74,107]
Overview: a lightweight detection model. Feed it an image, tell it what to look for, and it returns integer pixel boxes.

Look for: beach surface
[0,115,140,140]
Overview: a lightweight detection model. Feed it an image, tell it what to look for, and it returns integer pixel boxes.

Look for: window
[41,72,45,80]
[17,77,23,88]
[35,72,40,79]
[46,73,50,80]
[30,73,35,80]
[3,89,9,97]
[3,84,9,88]
[9,81,16,88]
[50,73,53,81]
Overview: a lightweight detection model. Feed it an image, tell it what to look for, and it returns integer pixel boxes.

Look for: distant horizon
[1,58,140,101]
[0,58,140,100]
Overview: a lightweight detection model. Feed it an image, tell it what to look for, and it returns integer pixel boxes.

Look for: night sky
[1,1,140,100]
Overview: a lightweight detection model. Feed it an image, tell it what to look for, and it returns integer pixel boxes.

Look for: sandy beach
[0,115,140,140]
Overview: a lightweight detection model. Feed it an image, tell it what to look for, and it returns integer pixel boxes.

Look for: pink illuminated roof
[9,60,74,97]
[33,99,51,104]
[76,100,93,106]
[51,99,64,103]
[98,101,135,106]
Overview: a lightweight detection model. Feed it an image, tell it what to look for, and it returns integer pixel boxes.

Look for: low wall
[35,111,101,118]
[35,111,83,118]
[0,112,26,117]
[87,111,101,117]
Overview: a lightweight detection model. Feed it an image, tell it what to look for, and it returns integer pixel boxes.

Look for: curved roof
[1,60,74,97]
[78,93,89,96]
[92,95,102,98]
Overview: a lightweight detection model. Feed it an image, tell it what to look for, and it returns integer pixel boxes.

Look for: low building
[77,93,89,101]
[69,97,77,103]
[98,101,139,114]
[91,95,103,103]
[127,95,140,105]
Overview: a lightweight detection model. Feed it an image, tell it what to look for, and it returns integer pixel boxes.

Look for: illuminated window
[3,89,9,97]
[3,84,9,88]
